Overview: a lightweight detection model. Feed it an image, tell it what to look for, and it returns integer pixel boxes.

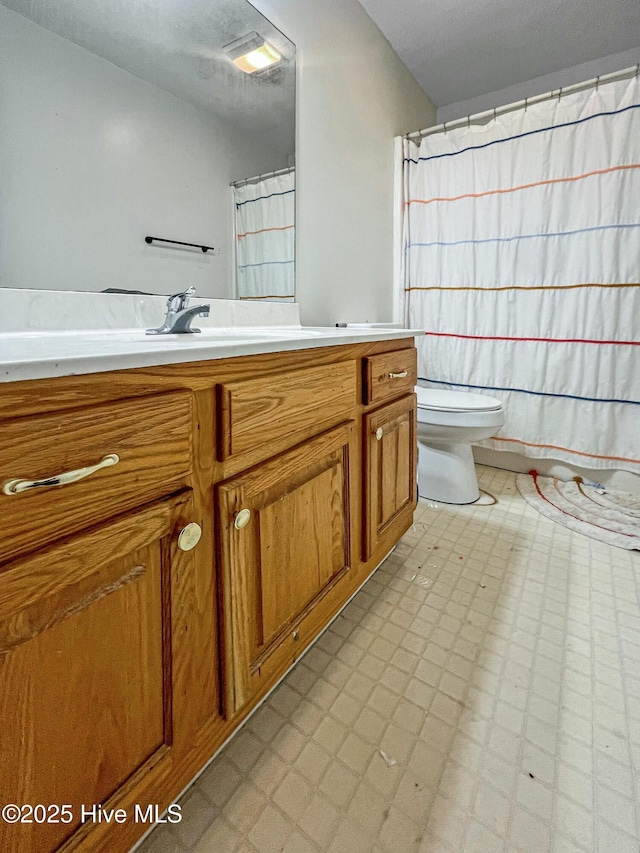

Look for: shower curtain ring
[467,114,471,129]
[524,97,528,112]
[595,75,600,91]
[493,107,497,122]
[558,86,563,101]
[635,63,639,78]
[443,121,448,135]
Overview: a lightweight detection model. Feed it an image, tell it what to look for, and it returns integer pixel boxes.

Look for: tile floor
[138,465,640,853]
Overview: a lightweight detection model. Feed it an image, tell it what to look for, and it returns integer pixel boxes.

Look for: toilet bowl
[416,387,505,504]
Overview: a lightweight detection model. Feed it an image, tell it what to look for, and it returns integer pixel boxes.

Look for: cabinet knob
[234,508,252,530]
[375,427,384,441]
[177,522,202,551]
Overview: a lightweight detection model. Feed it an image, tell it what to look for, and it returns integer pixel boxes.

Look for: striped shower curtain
[233,169,295,301]
[403,73,640,474]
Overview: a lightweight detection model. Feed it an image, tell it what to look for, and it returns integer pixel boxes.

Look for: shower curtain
[402,73,640,474]
[233,169,295,301]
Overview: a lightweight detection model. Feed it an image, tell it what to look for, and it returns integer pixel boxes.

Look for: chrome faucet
[146,286,210,334]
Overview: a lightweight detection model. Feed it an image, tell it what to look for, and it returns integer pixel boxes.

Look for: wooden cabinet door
[363,394,417,560]
[0,491,197,853]
[217,422,354,716]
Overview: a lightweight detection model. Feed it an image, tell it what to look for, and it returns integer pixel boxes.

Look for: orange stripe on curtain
[406,163,640,207]
[490,436,640,466]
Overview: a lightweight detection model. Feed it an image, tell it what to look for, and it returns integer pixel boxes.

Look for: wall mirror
[0,0,295,301]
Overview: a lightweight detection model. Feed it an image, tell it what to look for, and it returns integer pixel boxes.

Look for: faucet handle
[166,286,195,312]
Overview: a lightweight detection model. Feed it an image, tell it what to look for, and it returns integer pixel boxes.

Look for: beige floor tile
[380,721,416,765]
[298,793,341,848]
[378,804,423,851]
[246,750,289,797]
[463,817,506,852]
[222,781,268,834]
[472,781,511,837]
[426,794,468,849]
[246,804,294,853]
[393,698,428,735]
[136,825,187,853]
[193,816,243,853]
[393,768,437,824]
[336,731,374,775]
[197,756,242,809]
[437,760,478,811]
[364,748,404,797]
[343,670,376,701]
[318,760,360,808]
[272,770,313,821]
[172,787,217,847]
[224,729,266,774]
[329,691,362,726]
[509,805,552,852]
[139,466,640,853]
[312,714,348,755]
[288,698,325,736]
[294,740,332,786]
[346,780,388,834]
[353,705,387,743]
[270,721,307,763]
[281,832,320,853]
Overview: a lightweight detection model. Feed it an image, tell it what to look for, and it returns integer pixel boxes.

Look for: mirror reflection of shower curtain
[233,169,295,301]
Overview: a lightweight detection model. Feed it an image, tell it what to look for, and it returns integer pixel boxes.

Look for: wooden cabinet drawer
[0,392,192,563]
[216,361,357,460]
[363,348,417,406]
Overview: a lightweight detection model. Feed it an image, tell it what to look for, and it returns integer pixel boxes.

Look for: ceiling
[358,0,640,107]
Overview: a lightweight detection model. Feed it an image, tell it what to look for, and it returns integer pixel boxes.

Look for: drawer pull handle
[234,508,252,530]
[177,522,202,551]
[3,453,120,496]
[388,370,408,379]
[376,427,384,441]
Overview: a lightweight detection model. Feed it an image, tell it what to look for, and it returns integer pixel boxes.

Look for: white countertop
[0,326,421,383]
[0,290,420,383]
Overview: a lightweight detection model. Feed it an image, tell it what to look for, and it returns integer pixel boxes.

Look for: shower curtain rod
[406,63,640,142]
[230,165,295,187]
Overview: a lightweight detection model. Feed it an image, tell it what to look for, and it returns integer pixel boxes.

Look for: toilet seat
[416,387,502,413]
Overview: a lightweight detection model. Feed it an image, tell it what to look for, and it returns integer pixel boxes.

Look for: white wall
[0,6,283,299]
[253,0,436,325]
[1,1,435,317]
[438,46,640,123]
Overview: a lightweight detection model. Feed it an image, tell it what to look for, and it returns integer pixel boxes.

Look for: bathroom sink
[197,327,327,339]
[90,327,331,344]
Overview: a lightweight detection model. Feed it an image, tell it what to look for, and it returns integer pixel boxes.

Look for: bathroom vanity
[0,310,418,853]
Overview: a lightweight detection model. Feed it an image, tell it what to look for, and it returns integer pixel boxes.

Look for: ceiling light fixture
[223,31,282,74]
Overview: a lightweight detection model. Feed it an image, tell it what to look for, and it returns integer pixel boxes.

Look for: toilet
[416,387,505,504]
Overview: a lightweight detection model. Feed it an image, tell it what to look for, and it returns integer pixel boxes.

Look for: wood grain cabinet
[363,394,417,560]
[0,491,197,853]
[0,392,192,563]
[0,339,417,853]
[217,422,354,716]
[363,348,417,406]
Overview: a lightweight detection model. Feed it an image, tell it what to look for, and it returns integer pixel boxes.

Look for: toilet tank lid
[416,387,503,412]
